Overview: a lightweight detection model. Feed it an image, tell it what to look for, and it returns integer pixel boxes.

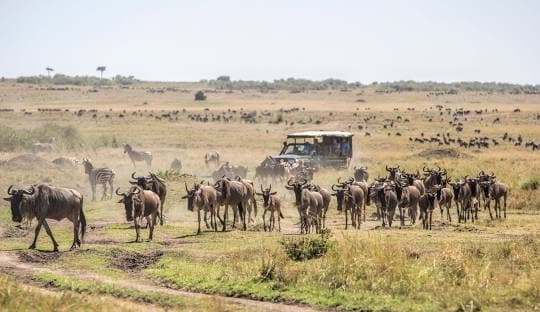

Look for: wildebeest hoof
[28,244,36,250]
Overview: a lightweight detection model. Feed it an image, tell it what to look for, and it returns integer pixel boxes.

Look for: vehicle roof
[287,130,353,138]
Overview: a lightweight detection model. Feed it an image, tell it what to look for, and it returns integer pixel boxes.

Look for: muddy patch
[3,224,30,238]
[108,249,163,272]
[17,250,61,263]
[416,148,471,159]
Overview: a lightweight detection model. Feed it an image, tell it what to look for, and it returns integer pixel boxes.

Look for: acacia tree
[45,67,54,78]
[96,66,106,80]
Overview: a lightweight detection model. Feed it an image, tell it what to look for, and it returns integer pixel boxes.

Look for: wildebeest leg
[216,205,224,226]
[446,203,452,223]
[399,205,404,226]
[239,202,247,231]
[388,209,394,228]
[70,215,80,250]
[109,181,114,200]
[277,209,281,232]
[203,210,210,229]
[148,215,156,240]
[429,210,433,230]
[134,218,140,242]
[41,220,60,252]
[222,205,228,232]
[197,208,201,235]
[270,210,275,231]
[503,194,507,219]
[486,199,494,220]
[345,207,348,230]
[29,217,45,250]
[262,209,267,231]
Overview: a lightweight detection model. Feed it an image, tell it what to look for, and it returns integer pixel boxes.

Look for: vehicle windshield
[282,143,312,155]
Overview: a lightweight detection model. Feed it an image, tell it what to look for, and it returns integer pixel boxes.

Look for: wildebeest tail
[279,211,284,219]
[79,197,86,242]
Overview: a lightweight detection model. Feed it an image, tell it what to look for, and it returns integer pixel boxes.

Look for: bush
[521,178,539,190]
[280,230,331,261]
[194,90,207,101]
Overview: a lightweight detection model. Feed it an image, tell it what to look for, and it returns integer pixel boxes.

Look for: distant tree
[96,66,107,80]
[45,67,54,78]
[194,90,207,101]
[217,75,231,82]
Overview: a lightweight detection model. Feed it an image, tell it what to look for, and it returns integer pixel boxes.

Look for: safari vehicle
[272,131,353,168]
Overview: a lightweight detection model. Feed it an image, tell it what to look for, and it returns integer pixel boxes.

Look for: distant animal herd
[3,144,509,251]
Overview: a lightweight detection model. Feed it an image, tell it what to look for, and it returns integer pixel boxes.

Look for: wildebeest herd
[3,145,510,251]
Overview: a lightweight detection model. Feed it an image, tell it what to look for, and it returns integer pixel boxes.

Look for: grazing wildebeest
[182,182,219,234]
[4,184,86,252]
[353,166,369,182]
[256,185,283,232]
[116,186,161,242]
[130,172,167,225]
[205,151,220,167]
[123,143,152,168]
[82,158,115,201]
[214,178,249,231]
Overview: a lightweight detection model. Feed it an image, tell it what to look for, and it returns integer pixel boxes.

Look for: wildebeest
[353,166,369,182]
[306,183,331,228]
[182,182,219,234]
[480,178,508,219]
[130,172,167,225]
[331,183,364,229]
[170,158,182,171]
[214,177,249,231]
[82,158,115,201]
[423,166,447,190]
[4,184,86,252]
[385,165,402,182]
[395,182,420,225]
[205,151,220,167]
[256,184,283,232]
[437,179,454,222]
[123,143,153,168]
[116,186,161,242]
[285,178,323,234]
[212,162,248,181]
[236,176,258,223]
[419,189,438,230]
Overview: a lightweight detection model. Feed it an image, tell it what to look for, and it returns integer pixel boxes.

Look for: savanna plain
[0,81,539,311]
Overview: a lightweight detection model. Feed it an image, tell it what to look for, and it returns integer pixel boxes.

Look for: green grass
[33,272,246,311]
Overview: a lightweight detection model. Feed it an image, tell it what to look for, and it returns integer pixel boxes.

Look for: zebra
[123,143,152,168]
[82,158,115,201]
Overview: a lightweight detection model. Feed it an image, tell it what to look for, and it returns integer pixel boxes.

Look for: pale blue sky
[1,0,539,83]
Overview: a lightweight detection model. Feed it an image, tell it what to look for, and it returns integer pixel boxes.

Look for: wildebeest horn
[115,188,123,196]
[269,184,272,191]
[260,184,264,193]
[347,177,354,184]
[7,185,14,195]
[300,178,307,186]
[437,166,441,172]
[132,187,140,194]
[337,177,342,184]
[423,166,430,172]
[385,165,390,171]
[442,168,447,175]
[479,170,485,176]
[353,166,357,170]
[490,171,495,177]
[287,178,295,186]
[331,184,340,191]
[131,172,137,179]
[23,186,35,195]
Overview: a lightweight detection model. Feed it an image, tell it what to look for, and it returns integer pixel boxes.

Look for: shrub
[521,178,539,190]
[194,91,207,101]
[280,229,331,261]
